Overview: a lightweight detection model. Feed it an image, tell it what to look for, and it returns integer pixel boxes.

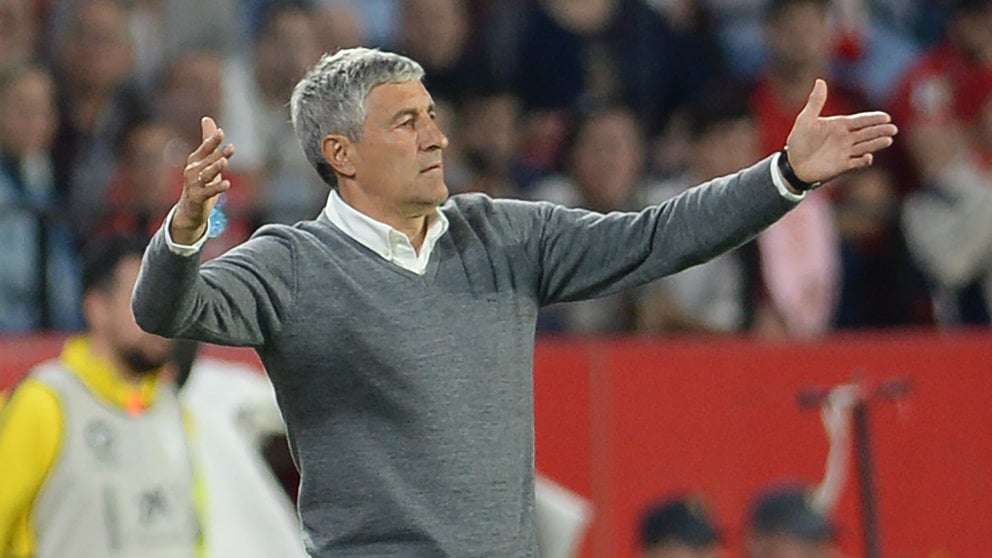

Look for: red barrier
[3,330,991,557]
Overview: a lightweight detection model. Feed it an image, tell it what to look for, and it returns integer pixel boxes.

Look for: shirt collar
[323,189,449,260]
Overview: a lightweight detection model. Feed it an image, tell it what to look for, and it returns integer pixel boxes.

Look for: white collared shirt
[322,190,449,276]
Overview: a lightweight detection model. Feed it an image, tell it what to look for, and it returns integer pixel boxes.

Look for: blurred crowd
[2,0,992,337]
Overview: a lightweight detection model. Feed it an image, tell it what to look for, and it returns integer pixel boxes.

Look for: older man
[132,48,896,557]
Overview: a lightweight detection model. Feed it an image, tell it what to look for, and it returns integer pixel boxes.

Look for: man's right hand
[172,116,235,245]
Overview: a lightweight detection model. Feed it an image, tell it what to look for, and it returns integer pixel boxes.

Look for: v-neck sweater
[133,155,795,557]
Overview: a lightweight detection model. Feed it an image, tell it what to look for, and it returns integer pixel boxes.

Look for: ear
[322,134,356,178]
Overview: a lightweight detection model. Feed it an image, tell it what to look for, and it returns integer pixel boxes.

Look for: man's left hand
[785,79,898,185]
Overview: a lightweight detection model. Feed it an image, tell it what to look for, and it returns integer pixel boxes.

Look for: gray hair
[290,47,425,186]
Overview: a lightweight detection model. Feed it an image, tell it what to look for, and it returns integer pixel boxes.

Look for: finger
[188,128,225,163]
[198,179,231,200]
[185,142,232,184]
[850,136,894,157]
[848,152,874,170]
[842,111,893,131]
[197,157,229,186]
[797,78,828,122]
[850,123,899,144]
[201,116,218,142]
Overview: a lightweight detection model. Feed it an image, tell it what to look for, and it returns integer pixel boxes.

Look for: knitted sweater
[133,156,794,557]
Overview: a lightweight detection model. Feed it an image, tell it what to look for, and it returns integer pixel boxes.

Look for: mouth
[420,162,443,174]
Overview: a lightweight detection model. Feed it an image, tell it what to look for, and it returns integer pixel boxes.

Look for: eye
[399,117,416,129]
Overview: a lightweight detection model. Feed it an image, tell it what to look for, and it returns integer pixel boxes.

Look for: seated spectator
[833,161,934,329]
[0,0,42,67]
[893,0,992,325]
[512,0,716,138]
[49,0,150,237]
[455,88,526,199]
[0,63,82,332]
[530,103,652,332]
[638,79,756,335]
[748,0,870,339]
[100,117,254,260]
[639,495,724,558]
[154,47,262,247]
[242,1,326,225]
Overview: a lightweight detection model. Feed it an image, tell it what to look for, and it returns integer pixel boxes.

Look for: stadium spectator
[154,47,260,256]
[637,79,757,335]
[0,63,82,332]
[240,1,326,225]
[748,0,870,339]
[894,0,992,325]
[0,234,200,557]
[0,0,43,67]
[745,485,842,558]
[638,495,725,558]
[530,103,652,333]
[49,0,149,237]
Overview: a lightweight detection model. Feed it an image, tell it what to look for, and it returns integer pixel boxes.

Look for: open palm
[785,79,898,185]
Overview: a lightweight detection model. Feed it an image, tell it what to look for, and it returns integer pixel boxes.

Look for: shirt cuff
[164,205,210,257]
[770,152,808,202]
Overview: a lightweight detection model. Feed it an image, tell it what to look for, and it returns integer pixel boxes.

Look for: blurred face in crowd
[85,256,173,377]
[952,5,992,65]
[332,80,449,221]
[400,0,468,70]
[460,93,521,169]
[119,121,186,209]
[541,0,619,34]
[158,50,225,147]
[571,108,645,210]
[0,0,38,66]
[315,3,365,54]
[693,116,759,181]
[766,1,832,77]
[255,5,322,106]
[59,0,134,95]
[0,66,57,156]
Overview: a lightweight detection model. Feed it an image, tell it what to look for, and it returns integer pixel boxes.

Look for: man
[132,47,896,556]
[893,0,992,325]
[0,235,200,557]
[745,485,841,558]
[639,496,724,558]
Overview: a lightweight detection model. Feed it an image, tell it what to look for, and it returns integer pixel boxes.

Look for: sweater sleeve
[132,224,298,348]
[505,156,797,306]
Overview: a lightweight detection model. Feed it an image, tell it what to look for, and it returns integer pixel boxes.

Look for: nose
[421,116,449,151]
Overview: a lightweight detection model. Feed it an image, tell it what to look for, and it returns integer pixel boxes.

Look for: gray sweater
[133,156,795,557]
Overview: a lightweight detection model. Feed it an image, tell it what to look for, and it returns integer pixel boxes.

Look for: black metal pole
[853,402,881,558]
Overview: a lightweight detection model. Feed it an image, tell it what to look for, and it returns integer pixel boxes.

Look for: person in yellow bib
[0,235,202,558]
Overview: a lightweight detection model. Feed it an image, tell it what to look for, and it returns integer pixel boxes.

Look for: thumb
[201,116,218,142]
[797,79,828,122]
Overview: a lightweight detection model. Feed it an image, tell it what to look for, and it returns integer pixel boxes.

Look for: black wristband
[777,148,820,192]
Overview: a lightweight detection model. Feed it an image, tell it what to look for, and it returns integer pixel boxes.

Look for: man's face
[0,68,56,156]
[767,2,831,75]
[345,80,449,218]
[88,256,173,375]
